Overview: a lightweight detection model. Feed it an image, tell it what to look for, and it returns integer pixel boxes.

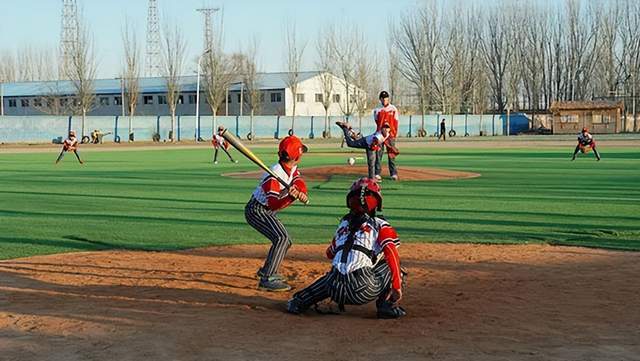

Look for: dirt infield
[1,243,638,361]
[224,165,480,181]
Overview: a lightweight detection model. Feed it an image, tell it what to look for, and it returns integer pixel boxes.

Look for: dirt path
[0,243,638,361]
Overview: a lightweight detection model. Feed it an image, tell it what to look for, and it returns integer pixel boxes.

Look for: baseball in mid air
[347,157,356,166]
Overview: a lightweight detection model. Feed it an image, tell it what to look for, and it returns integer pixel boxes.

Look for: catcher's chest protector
[332,216,384,275]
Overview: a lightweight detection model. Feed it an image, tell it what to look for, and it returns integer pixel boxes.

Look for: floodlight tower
[60,0,79,77]
[196,7,220,49]
[146,0,161,76]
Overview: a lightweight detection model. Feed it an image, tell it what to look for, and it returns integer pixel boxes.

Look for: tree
[330,23,359,119]
[240,40,261,141]
[352,44,377,132]
[284,23,306,135]
[122,20,141,140]
[63,17,97,139]
[161,24,187,142]
[479,8,512,112]
[316,27,334,138]
[202,16,237,133]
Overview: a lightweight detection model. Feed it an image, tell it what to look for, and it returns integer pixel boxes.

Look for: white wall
[284,74,355,117]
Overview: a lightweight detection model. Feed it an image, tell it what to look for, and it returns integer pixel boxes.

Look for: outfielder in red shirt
[55,130,84,164]
[287,177,406,319]
[212,125,238,164]
[373,91,400,181]
[245,135,309,292]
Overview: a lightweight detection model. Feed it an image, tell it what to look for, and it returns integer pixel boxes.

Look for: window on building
[114,96,122,105]
[8,99,16,107]
[99,97,110,106]
[315,93,323,103]
[333,94,340,103]
[33,98,42,107]
[228,94,232,103]
[143,95,154,105]
[188,94,196,104]
[270,92,282,103]
[157,95,166,105]
[47,99,54,108]
[60,98,68,107]
[21,99,30,107]
[260,93,265,102]
[178,95,184,104]
[560,114,579,123]
[296,93,305,102]
[593,113,611,124]
[237,93,241,103]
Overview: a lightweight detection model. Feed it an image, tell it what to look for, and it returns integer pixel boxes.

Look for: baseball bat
[220,128,309,205]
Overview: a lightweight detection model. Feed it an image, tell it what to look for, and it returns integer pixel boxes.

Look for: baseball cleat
[391,175,399,181]
[286,297,308,315]
[255,269,286,281]
[335,121,351,130]
[376,299,407,319]
[258,276,292,292]
[234,160,239,163]
[214,161,218,164]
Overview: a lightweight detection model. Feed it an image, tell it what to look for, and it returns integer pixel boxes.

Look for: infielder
[245,135,309,292]
[55,130,84,164]
[212,125,238,164]
[335,121,399,179]
[287,177,406,319]
[373,91,400,181]
[572,127,601,161]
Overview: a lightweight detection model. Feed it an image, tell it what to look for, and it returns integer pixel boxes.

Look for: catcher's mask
[346,177,382,214]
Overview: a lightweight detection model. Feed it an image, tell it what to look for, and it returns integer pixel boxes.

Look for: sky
[0,0,421,79]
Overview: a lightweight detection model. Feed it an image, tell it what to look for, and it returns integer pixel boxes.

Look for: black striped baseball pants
[291,260,393,308]
[245,197,292,278]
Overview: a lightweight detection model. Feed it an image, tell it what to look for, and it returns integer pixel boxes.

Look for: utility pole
[196,7,220,50]
[59,0,78,78]
[146,0,161,77]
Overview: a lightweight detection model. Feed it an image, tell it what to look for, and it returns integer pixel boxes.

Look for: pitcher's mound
[224,165,480,181]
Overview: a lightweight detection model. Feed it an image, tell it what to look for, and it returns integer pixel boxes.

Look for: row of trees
[390,0,640,131]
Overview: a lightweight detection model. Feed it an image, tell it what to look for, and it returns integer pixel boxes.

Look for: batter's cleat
[391,175,399,181]
[256,269,286,282]
[234,160,239,163]
[286,297,308,315]
[79,160,84,165]
[258,276,292,292]
[214,161,218,164]
[374,175,382,182]
[376,300,407,319]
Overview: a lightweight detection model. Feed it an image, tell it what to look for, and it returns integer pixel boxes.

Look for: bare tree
[330,23,359,119]
[161,24,187,142]
[619,0,640,131]
[316,27,334,138]
[63,16,97,139]
[479,7,513,112]
[240,40,261,141]
[122,20,141,140]
[284,23,306,135]
[202,16,237,133]
[352,44,377,131]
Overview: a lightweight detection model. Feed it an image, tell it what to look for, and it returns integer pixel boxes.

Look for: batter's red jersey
[373,104,399,138]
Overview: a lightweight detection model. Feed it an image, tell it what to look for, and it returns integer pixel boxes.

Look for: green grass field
[1,144,639,260]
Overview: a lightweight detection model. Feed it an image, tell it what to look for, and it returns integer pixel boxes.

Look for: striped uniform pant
[245,197,292,277]
[291,260,393,309]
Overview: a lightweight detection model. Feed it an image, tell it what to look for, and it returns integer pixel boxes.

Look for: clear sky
[0,0,421,78]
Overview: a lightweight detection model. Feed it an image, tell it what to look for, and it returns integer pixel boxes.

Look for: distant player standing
[572,127,601,161]
[438,118,446,141]
[55,130,84,164]
[212,125,238,164]
[245,135,309,291]
[287,177,406,319]
[373,91,400,181]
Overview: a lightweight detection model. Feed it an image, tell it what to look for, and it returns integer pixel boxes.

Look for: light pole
[195,48,211,141]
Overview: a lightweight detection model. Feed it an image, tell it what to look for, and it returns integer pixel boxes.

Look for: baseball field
[1,138,639,360]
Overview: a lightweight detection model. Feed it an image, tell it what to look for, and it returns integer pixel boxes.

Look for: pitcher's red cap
[278,135,308,160]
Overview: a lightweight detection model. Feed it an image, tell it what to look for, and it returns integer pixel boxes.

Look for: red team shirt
[63,137,78,151]
[252,162,307,212]
[374,104,399,138]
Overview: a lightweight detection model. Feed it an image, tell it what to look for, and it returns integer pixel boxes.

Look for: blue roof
[1,71,321,97]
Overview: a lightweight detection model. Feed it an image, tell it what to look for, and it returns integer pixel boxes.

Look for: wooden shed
[550,100,623,134]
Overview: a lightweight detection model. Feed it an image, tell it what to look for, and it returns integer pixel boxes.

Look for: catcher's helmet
[346,177,383,214]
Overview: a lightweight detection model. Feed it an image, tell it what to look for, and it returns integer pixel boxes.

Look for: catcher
[212,125,238,164]
[287,177,407,319]
[335,121,399,180]
[55,130,84,164]
[572,127,601,161]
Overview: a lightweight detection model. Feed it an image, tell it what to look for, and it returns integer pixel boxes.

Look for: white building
[0,71,364,117]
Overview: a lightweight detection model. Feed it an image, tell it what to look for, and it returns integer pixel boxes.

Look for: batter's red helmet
[346,177,383,214]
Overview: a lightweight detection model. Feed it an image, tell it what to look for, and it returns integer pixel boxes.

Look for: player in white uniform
[55,130,84,164]
[287,177,406,319]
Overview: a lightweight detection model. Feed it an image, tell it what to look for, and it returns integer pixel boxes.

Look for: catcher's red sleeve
[326,238,336,259]
[382,243,402,290]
